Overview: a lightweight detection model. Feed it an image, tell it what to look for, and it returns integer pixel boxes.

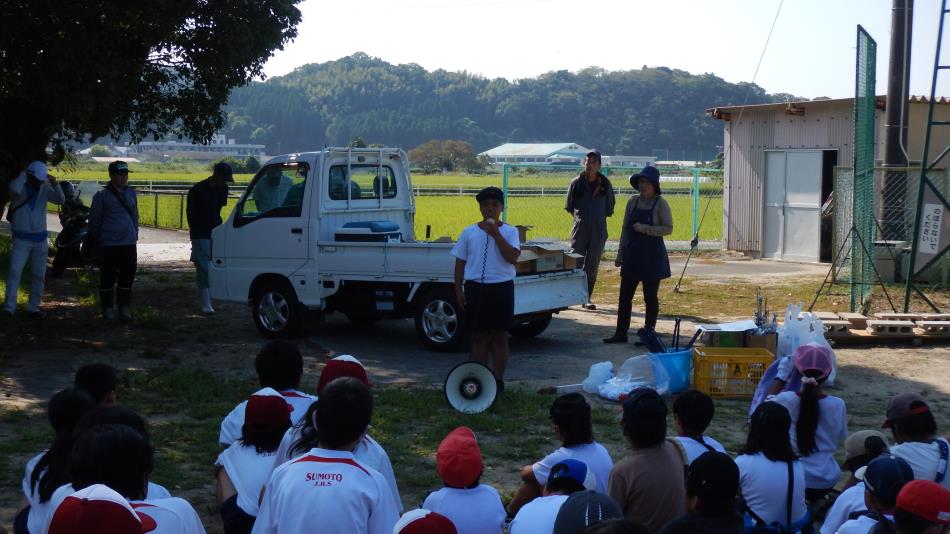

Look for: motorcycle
[51,181,100,277]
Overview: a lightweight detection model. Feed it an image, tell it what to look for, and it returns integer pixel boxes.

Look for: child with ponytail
[771,344,848,503]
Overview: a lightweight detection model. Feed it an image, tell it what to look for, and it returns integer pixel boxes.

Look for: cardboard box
[516,225,532,244]
[516,249,540,274]
[564,253,584,270]
[744,332,778,355]
[526,245,564,272]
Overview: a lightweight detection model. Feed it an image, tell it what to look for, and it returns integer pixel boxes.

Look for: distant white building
[127,134,265,160]
[479,142,654,168]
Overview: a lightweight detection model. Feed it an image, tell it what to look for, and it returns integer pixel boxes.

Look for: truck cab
[210,147,587,351]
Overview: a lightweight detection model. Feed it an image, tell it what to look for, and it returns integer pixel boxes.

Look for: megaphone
[444,361,497,414]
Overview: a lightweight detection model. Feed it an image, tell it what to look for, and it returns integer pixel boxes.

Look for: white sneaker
[200,289,215,314]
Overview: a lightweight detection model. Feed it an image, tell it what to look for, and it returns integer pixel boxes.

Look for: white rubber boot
[200,288,215,314]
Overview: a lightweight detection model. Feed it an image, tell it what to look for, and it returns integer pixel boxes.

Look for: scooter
[51,181,99,277]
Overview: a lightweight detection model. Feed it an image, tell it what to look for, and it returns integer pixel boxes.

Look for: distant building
[127,134,265,160]
[479,142,655,168]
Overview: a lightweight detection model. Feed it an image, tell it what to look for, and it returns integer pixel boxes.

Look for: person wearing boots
[187,161,233,314]
[565,149,615,310]
[604,166,673,344]
[88,161,139,322]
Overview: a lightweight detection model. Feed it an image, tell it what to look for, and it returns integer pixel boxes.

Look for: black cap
[475,186,504,204]
[585,149,601,161]
[687,451,740,501]
[107,161,133,174]
[213,161,235,182]
[552,490,622,534]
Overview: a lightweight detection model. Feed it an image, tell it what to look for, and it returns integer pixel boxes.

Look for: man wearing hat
[187,161,233,314]
[564,149,615,309]
[3,160,64,317]
[884,393,950,491]
[89,160,139,321]
[894,480,950,533]
[604,165,673,343]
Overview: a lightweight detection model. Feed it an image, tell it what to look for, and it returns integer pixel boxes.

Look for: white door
[763,150,822,262]
[224,161,313,298]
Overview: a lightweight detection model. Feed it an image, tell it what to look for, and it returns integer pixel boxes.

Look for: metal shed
[707,96,950,263]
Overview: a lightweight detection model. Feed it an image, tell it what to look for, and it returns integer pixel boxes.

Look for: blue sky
[263,0,949,100]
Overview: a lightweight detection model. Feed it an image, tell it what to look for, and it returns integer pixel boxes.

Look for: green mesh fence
[851,26,877,311]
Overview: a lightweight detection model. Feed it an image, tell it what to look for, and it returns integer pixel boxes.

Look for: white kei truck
[209,147,588,351]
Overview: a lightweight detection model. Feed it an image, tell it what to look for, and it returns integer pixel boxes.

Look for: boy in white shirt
[219,340,315,447]
[884,393,950,491]
[423,426,505,534]
[672,390,727,464]
[509,459,595,534]
[837,455,914,534]
[821,430,891,534]
[48,484,157,534]
[450,186,520,389]
[252,377,399,534]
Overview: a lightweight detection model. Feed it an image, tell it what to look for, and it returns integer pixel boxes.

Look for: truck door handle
[291,228,303,234]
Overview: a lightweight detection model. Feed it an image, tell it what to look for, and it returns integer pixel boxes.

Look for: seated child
[215,388,292,534]
[671,390,727,464]
[820,429,890,534]
[219,340,315,447]
[393,509,457,534]
[74,363,118,406]
[836,455,914,533]
[509,459,596,534]
[422,427,505,534]
[507,393,613,516]
[49,484,157,534]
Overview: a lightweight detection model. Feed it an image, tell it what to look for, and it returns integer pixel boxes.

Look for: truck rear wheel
[510,313,553,338]
[414,288,467,352]
[252,279,303,338]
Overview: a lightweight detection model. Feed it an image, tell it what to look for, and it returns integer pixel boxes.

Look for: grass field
[59,168,723,242]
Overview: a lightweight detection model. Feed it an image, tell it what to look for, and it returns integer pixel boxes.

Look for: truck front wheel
[252,279,303,339]
[414,288,468,352]
[509,313,553,338]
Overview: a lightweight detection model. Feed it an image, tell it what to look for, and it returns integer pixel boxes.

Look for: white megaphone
[444,361,497,414]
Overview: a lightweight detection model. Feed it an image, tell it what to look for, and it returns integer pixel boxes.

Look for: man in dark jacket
[660,451,744,534]
[187,161,233,314]
[564,150,615,309]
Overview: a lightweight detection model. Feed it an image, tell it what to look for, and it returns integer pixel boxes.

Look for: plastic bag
[776,304,837,386]
[598,355,671,401]
[582,361,614,394]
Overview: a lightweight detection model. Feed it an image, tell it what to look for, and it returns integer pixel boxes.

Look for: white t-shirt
[674,435,727,464]
[836,513,893,534]
[735,453,808,528]
[128,498,206,534]
[532,442,613,494]
[252,448,399,534]
[270,424,403,512]
[40,482,174,534]
[423,485,506,534]
[508,494,569,534]
[450,223,520,283]
[219,389,315,447]
[892,439,950,490]
[216,443,279,516]
[820,483,867,534]
[772,391,849,489]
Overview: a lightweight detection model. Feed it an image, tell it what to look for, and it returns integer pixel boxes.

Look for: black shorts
[464,280,515,333]
[220,494,256,534]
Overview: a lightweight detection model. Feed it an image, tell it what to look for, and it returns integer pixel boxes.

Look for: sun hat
[317,355,370,394]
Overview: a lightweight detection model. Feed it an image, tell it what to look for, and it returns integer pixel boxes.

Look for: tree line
[224,52,796,157]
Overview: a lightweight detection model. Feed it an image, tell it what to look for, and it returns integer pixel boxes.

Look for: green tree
[0,0,302,213]
[244,156,261,173]
[348,136,367,148]
[87,144,112,157]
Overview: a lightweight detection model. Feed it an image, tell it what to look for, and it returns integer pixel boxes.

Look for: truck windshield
[241,162,310,218]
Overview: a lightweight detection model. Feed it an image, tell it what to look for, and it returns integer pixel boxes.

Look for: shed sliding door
[763,150,822,262]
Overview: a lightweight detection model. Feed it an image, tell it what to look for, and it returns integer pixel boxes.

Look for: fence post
[153,192,158,227]
[691,168,700,238]
[501,164,509,223]
[179,193,185,229]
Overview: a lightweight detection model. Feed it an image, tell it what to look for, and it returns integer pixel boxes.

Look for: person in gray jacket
[565,150,616,309]
[3,161,64,317]
[88,161,139,321]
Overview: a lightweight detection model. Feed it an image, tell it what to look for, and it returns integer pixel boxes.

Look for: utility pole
[883,0,913,240]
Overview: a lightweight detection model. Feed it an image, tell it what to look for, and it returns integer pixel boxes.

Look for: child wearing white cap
[3,160,64,317]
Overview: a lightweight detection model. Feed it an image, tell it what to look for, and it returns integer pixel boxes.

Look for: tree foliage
[0,0,302,209]
[409,140,484,174]
[225,53,794,157]
[87,144,112,157]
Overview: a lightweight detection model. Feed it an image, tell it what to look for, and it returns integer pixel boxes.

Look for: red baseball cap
[436,426,483,488]
[897,480,950,525]
[317,355,369,394]
[393,509,457,534]
[245,387,292,434]
[49,484,157,534]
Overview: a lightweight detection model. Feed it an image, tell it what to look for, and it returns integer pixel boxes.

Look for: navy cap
[549,459,597,490]
[553,490,622,534]
[858,455,915,504]
[213,161,235,182]
[585,149,601,161]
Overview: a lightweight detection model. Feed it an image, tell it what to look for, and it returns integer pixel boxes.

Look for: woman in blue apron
[604,166,674,343]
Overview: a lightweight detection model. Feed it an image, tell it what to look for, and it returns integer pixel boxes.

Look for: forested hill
[224,52,794,157]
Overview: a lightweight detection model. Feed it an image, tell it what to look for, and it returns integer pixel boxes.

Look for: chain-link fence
[500,164,723,251]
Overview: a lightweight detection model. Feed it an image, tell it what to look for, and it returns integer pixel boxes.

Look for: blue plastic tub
[650,349,692,394]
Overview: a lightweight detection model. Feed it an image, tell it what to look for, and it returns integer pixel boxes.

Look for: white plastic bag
[776,303,837,385]
[597,355,671,401]
[582,361,614,394]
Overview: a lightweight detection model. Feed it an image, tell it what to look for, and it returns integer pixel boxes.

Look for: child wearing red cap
[394,509,457,534]
[215,388,292,534]
[422,427,505,534]
[219,341,316,447]
[267,355,402,513]
[49,484,157,534]
[894,480,950,533]
[770,343,848,503]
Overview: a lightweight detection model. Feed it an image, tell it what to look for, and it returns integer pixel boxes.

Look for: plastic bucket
[651,349,692,394]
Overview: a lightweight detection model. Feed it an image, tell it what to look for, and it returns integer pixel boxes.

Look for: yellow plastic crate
[691,347,775,399]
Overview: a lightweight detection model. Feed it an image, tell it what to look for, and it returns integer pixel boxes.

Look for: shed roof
[707,95,950,120]
[479,142,589,157]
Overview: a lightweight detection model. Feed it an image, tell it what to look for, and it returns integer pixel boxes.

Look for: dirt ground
[1,256,949,531]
